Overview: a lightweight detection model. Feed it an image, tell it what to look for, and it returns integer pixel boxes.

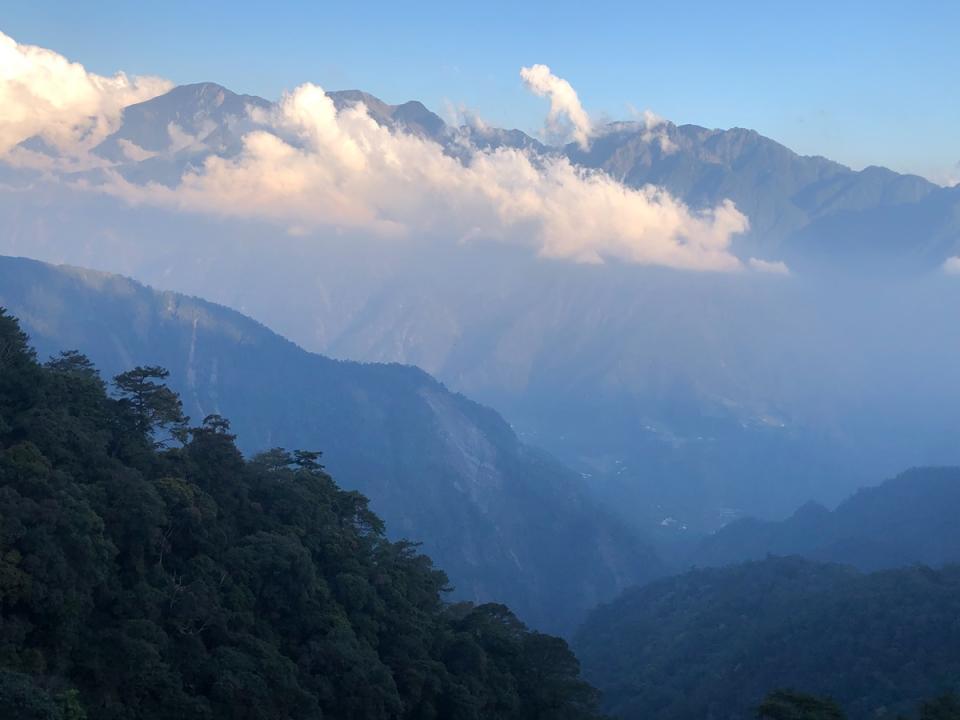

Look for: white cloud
[100,83,750,271]
[442,100,487,132]
[520,64,593,149]
[748,257,791,275]
[943,256,960,274]
[0,30,170,160]
[167,120,216,153]
[0,31,758,273]
[116,139,157,162]
[638,109,678,154]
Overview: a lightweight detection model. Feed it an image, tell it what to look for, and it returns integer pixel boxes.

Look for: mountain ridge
[692,466,960,571]
[83,80,960,268]
[0,307,609,719]
[4,80,960,541]
[0,253,661,634]
[575,556,960,720]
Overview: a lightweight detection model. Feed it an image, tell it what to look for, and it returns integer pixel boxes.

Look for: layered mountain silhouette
[0,254,660,634]
[76,81,960,269]
[567,121,959,268]
[693,467,960,570]
[3,81,960,537]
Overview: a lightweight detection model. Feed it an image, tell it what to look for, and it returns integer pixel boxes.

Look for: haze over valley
[1,10,959,719]
[3,35,960,537]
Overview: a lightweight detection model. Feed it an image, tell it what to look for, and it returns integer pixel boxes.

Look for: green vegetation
[0,308,604,719]
[0,254,659,635]
[575,557,960,720]
[756,691,960,720]
[757,690,845,720]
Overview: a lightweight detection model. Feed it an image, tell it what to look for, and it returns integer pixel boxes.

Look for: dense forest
[0,308,604,719]
[0,254,659,636]
[575,556,960,720]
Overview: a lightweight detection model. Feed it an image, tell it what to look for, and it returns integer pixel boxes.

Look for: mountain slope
[5,81,960,541]
[94,82,272,161]
[327,89,447,138]
[0,254,660,634]
[575,557,960,720]
[567,121,948,264]
[693,467,960,570]
[0,308,605,719]
[89,82,952,267]
[789,182,960,270]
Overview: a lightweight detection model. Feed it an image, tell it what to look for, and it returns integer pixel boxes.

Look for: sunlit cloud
[520,64,593,149]
[0,31,171,163]
[100,83,750,271]
[943,256,960,275]
[0,30,759,273]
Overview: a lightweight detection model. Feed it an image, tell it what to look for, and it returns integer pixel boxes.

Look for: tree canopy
[0,308,604,720]
[756,691,960,720]
[576,556,960,720]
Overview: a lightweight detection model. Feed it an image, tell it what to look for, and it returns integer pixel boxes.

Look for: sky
[3,0,959,184]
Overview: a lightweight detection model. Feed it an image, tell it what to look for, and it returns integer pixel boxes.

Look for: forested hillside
[0,308,604,719]
[0,254,660,635]
[575,557,960,720]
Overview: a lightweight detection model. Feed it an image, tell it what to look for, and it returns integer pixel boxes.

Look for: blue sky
[4,0,958,183]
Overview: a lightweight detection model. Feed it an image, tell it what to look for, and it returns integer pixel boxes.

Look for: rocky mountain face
[566,121,950,266]
[0,254,660,635]
[94,82,272,161]
[71,83,960,272]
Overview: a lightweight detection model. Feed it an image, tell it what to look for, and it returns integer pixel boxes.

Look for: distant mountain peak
[327,89,447,138]
[165,81,232,100]
[92,81,270,162]
[126,81,270,115]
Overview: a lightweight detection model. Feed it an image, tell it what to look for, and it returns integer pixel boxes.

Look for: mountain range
[0,254,659,635]
[692,466,960,571]
[568,120,956,268]
[5,25,960,720]
[3,81,960,536]
[86,81,960,270]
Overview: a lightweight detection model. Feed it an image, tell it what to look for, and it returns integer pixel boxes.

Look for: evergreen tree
[0,309,606,720]
[112,365,189,446]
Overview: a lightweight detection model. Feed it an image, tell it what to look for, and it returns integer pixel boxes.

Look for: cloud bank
[0,31,171,162]
[103,83,750,270]
[0,31,756,272]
